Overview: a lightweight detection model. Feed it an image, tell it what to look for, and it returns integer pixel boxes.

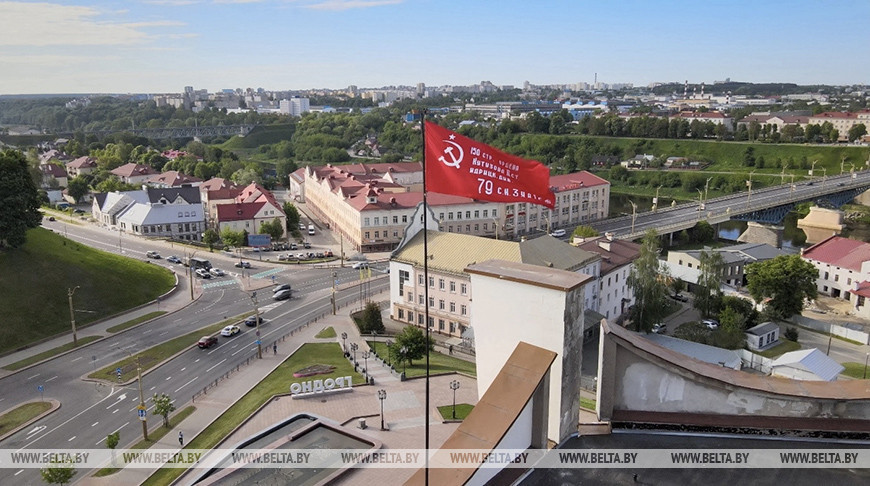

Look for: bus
[183,257,212,270]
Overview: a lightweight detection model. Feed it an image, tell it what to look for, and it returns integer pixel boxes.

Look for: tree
[200,228,219,251]
[710,306,747,349]
[40,458,76,485]
[259,217,284,241]
[572,225,599,238]
[392,325,433,367]
[694,250,724,318]
[66,176,90,203]
[670,277,686,296]
[152,393,176,428]
[848,123,867,142]
[627,230,670,332]
[0,149,42,249]
[283,202,300,231]
[358,302,385,334]
[106,431,120,466]
[220,227,245,249]
[720,295,759,329]
[746,254,818,319]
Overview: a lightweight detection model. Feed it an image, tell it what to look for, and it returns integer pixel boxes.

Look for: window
[474,210,479,218]
[439,213,444,220]
[449,281,456,292]
[439,319,445,330]
[450,322,456,333]
[393,216,398,224]
[398,309,404,319]
[374,217,380,225]
[429,297,434,308]
[429,276,434,287]
[408,311,414,322]
[461,283,467,295]
[393,231,398,237]
[418,274,424,285]
[439,278,445,290]
[450,301,456,312]
[456,212,462,220]
[419,294,424,305]
[374,231,379,238]
[483,210,489,217]
[824,272,829,279]
[474,224,479,231]
[364,231,370,239]
[439,299,445,310]
[492,209,497,217]
[364,217,370,226]
[428,317,434,328]
[418,314,424,325]
[483,223,488,231]
[402,215,408,223]
[448,212,454,220]
[460,304,467,316]
[465,211,471,219]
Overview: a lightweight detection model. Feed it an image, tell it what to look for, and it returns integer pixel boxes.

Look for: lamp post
[449,380,460,419]
[629,201,637,235]
[780,163,788,186]
[68,286,80,346]
[696,188,704,220]
[386,340,393,366]
[492,218,499,240]
[810,160,817,176]
[362,351,370,378]
[250,292,262,359]
[377,389,387,430]
[864,352,869,380]
[704,177,712,205]
[400,346,407,375]
[186,250,197,301]
[119,348,148,441]
[331,271,337,315]
[350,342,358,364]
[746,170,755,208]
[821,167,827,186]
[652,185,662,212]
[341,332,348,354]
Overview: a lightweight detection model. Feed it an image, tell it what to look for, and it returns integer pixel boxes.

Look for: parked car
[273,283,292,293]
[289,243,298,250]
[303,242,311,249]
[549,229,567,238]
[299,222,306,230]
[296,253,307,260]
[702,319,719,330]
[221,325,241,336]
[324,250,333,257]
[273,289,292,301]
[244,316,265,327]
[316,252,325,258]
[352,261,369,269]
[209,268,225,277]
[197,335,218,349]
[48,216,56,221]
[234,261,251,268]
[670,293,689,302]
[167,255,182,264]
[652,323,667,334]
[146,251,161,259]
[195,268,212,279]
[73,208,86,214]
[278,253,289,261]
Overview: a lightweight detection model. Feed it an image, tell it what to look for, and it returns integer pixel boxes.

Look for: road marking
[150,386,156,391]
[111,422,128,434]
[26,426,46,437]
[230,346,248,357]
[158,331,168,336]
[180,367,186,372]
[46,376,58,382]
[194,359,200,363]
[68,436,76,442]
[174,377,198,393]
[112,409,119,414]
[26,373,40,380]
[165,376,172,381]
[105,394,128,409]
[71,357,82,362]
[14,470,23,476]
[92,422,99,427]
[109,342,119,347]
[205,359,226,373]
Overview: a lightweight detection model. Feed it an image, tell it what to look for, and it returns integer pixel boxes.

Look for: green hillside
[0,228,175,355]
[219,123,294,149]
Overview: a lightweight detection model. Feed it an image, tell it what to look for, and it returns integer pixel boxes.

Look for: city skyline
[1,0,869,95]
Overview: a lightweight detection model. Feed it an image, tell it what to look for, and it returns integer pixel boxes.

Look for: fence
[737,349,773,374]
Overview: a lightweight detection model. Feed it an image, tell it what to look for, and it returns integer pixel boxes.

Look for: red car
[197,336,218,349]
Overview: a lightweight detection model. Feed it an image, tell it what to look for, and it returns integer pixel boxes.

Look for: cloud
[0,2,182,46]
[303,0,404,11]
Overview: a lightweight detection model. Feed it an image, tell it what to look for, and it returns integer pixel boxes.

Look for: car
[303,242,311,249]
[289,243,298,250]
[278,253,289,261]
[73,209,85,214]
[167,255,182,264]
[807,181,814,186]
[195,268,212,279]
[197,335,218,349]
[670,293,689,302]
[146,251,161,259]
[837,182,845,187]
[352,261,369,269]
[244,316,265,327]
[324,250,333,257]
[652,323,667,334]
[316,252,325,258]
[273,289,292,301]
[296,252,307,260]
[48,216,56,221]
[221,325,241,336]
[702,319,719,330]
[234,261,252,268]
[549,229,567,238]
[273,283,292,293]
[299,222,306,229]
[209,268,225,277]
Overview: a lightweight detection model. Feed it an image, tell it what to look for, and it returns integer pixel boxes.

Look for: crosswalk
[201,279,238,289]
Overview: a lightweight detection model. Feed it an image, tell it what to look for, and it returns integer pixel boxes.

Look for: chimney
[598,240,611,252]
[605,232,614,241]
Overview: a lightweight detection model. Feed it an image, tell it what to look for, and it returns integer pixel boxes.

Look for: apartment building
[807,110,870,141]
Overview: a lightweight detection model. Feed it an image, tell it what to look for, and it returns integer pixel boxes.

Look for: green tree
[710,306,747,349]
[258,218,284,241]
[689,221,715,243]
[670,277,686,296]
[746,255,818,319]
[283,202,300,231]
[66,176,90,203]
[694,250,724,318]
[106,431,120,466]
[152,393,175,428]
[220,227,245,249]
[392,325,433,367]
[0,149,43,249]
[572,225,599,238]
[720,295,759,330]
[848,123,867,142]
[627,230,670,332]
[358,302,385,334]
[40,458,76,485]
[202,228,219,251]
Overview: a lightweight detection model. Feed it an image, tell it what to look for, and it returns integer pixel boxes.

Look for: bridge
[590,171,870,241]
[60,124,256,140]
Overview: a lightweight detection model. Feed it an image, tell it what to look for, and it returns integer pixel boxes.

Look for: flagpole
[420,110,430,486]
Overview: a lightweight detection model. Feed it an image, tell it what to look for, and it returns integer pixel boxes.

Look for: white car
[209,268,225,277]
[652,323,667,334]
[702,319,719,330]
[195,268,211,279]
[549,229,567,238]
[352,261,369,270]
[220,325,240,337]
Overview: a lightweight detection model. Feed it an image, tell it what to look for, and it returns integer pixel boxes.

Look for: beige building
[808,110,870,141]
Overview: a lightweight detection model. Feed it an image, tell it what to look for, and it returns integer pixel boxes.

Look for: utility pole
[68,286,80,346]
[704,177,712,205]
[251,292,262,359]
[629,201,637,235]
[136,356,148,441]
[332,271,337,315]
[652,186,662,212]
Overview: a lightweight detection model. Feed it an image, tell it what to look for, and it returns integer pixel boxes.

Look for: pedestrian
[178,431,183,446]
[448,344,453,355]
[273,342,277,355]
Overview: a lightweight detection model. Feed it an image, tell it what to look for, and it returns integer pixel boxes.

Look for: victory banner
[424,121,555,209]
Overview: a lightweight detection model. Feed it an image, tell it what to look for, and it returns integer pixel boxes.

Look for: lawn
[365,341,477,378]
[0,227,175,354]
[3,335,102,371]
[0,401,52,436]
[755,339,801,358]
[314,326,336,339]
[142,342,363,486]
[580,397,597,411]
[840,362,870,380]
[437,403,474,421]
[107,312,167,333]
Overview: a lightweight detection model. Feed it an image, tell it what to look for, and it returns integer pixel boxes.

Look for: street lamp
[652,185,662,212]
[371,330,378,355]
[386,340,393,366]
[821,167,827,186]
[696,188,704,220]
[377,389,387,430]
[362,351,370,378]
[780,163,789,186]
[704,177,712,205]
[864,353,869,380]
[350,342,358,364]
[746,170,756,208]
[810,160,818,176]
[68,286,80,346]
[400,346,408,375]
[629,200,637,235]
[250,292,262,359]
[332,271,337,315]
[119,348,148,441]
[450,380,460,419]
[341,332,348,354]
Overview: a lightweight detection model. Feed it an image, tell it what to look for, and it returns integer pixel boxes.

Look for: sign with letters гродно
[290,375,353,399]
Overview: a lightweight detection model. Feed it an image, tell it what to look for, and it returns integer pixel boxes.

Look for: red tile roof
[40,164,67,178]
[216,202,266,221]
[549,171,609,191]
[66,156,97,169]
[802,235,870,271]
[147,171,202,187]
[199,177,240,192]
[110,163,157,178]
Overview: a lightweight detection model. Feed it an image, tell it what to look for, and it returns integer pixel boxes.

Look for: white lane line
[174,377,198,393]
[194,359,200,363]
[91,422,99,427]
[26,374,40,380]
[180,367,186,372]
[109,342,119,347]
[230,346,248,357]
[205,359,226,373]
[14,470,23,476]
[158,331,168,336]
[165,376,172,381]
[112,409,119,414]
[45,376,58,382]
[71,357,83,362]
[150,386,156,391]
[111,422,129,434]
[67,436,76,442]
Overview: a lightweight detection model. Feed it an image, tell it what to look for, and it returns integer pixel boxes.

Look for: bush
[784,326,799,341]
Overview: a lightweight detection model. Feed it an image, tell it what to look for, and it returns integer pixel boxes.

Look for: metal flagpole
[420,110,430,486]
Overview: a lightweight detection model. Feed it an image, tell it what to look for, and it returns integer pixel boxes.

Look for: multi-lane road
[0,218,387,485]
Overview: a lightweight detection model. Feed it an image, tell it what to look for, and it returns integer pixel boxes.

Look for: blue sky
[1,0,868,94]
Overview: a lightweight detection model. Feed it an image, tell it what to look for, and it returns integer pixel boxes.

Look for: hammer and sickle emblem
[438,140,464,169]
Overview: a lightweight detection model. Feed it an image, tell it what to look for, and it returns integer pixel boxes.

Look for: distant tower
[594,72,597,85]
[416,82,425,97]
[684,80,688,99]
[701,82,705,98]
[692,86,696,99]
[727,91,732,104]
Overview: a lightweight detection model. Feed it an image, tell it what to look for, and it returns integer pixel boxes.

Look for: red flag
[424,121,555,209]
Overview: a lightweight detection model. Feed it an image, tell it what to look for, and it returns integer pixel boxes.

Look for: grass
[219,124,294,149]
[107,312,167,333]
[88,317,246,381]
[0,401,53,436]
[580,397,597,411]
[365,341,477,378]
[755,338,801,358]
[437,403,474,421]
[789,322,866,346]
[93,405,196,477]
[315,326,336,339]
[840,362,870,379]
[142,342,363,486]
[0,228,175,355]
[2,335,103,371]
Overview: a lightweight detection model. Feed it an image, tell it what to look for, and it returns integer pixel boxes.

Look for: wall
[467,399,534,486]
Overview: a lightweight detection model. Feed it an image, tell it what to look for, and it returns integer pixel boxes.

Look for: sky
[1,0,869,95]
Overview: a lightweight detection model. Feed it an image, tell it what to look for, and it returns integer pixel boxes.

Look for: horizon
[1,1,869,95]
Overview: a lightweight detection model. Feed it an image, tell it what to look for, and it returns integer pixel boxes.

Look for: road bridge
[59,124,256,139]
